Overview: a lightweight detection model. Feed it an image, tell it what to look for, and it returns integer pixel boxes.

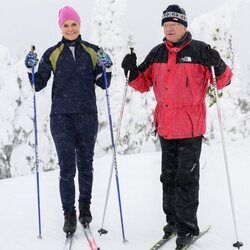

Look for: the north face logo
[181,56,192,62]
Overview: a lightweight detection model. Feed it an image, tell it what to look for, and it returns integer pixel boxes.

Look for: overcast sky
[2,0,227,56]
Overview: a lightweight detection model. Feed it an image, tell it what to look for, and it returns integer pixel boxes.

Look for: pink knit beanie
[58,6,81,28]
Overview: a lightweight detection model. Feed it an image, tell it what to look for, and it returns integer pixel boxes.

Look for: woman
[25,6,112,236]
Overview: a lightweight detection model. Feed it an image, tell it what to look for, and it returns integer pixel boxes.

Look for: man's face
[61,20,80,41]
[163,21,187,43]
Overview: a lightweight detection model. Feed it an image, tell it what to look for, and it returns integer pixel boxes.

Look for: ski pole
[98,55,128,243]
[211,66,242,249]
[98,48,133,238]
[31,45,42,239]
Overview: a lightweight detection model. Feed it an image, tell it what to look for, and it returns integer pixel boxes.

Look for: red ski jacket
[129,32,233,139]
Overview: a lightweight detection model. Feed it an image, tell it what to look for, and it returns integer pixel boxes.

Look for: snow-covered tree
[191,0,250,141]
[91,0,159,156]
[0,45,57,179]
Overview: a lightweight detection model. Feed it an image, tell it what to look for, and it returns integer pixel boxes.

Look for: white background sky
[2,0,227,56]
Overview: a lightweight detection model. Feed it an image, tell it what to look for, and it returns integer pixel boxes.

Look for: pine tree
[91,0,159,154]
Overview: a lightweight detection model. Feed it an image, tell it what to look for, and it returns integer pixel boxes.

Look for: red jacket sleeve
[211,65,233,90]
[128,66,153,93]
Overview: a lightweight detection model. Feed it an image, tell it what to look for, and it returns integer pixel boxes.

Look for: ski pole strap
[30,45,36,90]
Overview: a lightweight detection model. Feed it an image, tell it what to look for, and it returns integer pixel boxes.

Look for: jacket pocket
[153,105,160,132]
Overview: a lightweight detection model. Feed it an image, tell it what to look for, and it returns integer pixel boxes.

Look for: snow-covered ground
[0,138,249,250]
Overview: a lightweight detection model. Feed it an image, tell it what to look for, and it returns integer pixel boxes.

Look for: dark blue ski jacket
[29,35,111,115]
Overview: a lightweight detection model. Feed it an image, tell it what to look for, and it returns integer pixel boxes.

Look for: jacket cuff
[214,59,227,76]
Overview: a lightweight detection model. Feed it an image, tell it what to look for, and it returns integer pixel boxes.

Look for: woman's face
[61,20,80,41]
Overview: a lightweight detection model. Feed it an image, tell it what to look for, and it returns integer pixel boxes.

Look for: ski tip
[202,225,211,232]
[98,228,108,235]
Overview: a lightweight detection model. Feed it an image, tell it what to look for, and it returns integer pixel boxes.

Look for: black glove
[203,46,221,67]
[121,52,139,81]
[203,46,227,76]
[121,53,137,71]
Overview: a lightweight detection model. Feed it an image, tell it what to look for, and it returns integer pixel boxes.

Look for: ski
[63,233,73,250]
[149,232,176,250]
[176,225,211,250]
[82,224,100,250]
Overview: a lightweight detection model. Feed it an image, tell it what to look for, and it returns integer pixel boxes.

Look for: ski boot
[63,212,77,236]
[79,203,92,226]
[175,233,194,250]
[163,224,176,239]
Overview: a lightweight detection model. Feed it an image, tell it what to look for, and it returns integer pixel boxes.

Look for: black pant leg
[159,136,178,226]
[175,136,202,236]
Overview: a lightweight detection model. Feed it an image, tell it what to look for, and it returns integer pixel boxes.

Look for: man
[25,6,112,236]
[121,4,232,249]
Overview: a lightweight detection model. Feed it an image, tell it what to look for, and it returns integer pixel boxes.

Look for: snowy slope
[0,138,249,250]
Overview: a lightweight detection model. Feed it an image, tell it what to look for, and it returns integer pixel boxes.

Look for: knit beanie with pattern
[161,4,187,27]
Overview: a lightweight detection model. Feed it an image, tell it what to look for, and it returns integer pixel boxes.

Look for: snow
[0,138,249,249]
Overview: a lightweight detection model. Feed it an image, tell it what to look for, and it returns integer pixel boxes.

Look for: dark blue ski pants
[50,113,98,215]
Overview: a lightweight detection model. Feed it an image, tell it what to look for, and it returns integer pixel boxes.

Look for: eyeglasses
[163,23,182,28]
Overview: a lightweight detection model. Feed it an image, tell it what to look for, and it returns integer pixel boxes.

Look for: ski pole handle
[31,45,36,53]
[30,45,36,93]
[211,66,217,88]
[125,47,134,82]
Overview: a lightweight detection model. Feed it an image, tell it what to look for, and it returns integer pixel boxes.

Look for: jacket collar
[164,31,192,51]
[61,35,82,47]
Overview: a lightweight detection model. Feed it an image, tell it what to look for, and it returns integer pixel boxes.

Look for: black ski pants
[50,113,98,215]
[159,136,202,236]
